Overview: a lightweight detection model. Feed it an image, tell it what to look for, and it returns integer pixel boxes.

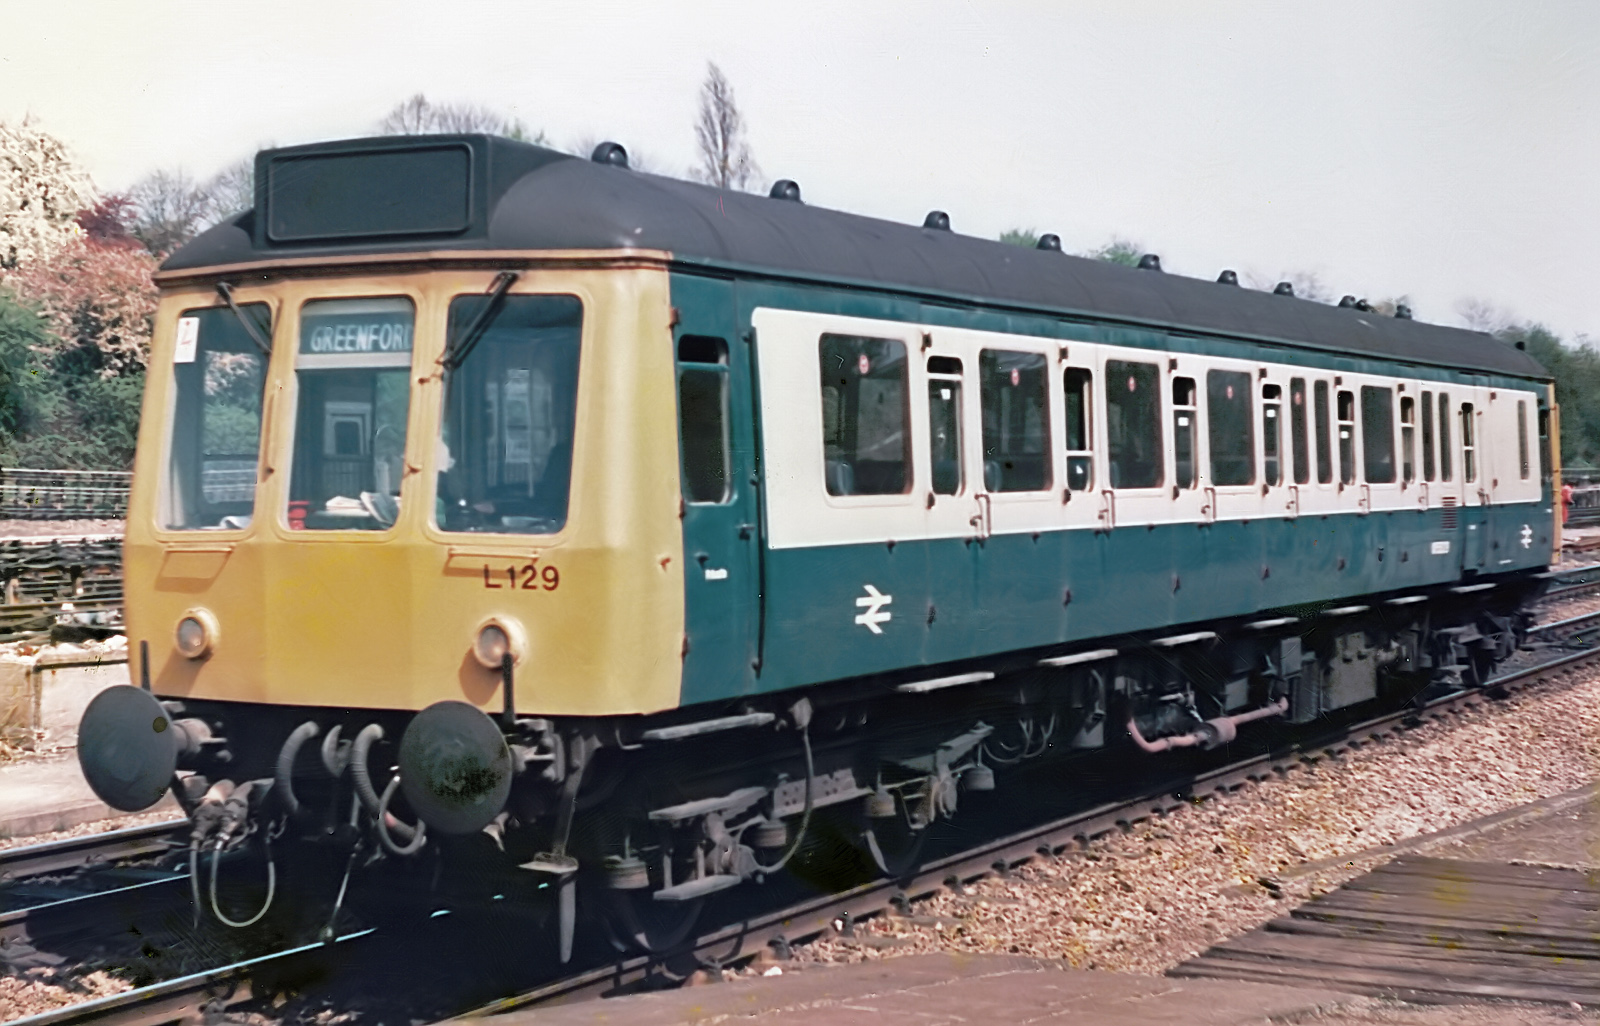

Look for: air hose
[349,723,424,854]
[274,721,320,819]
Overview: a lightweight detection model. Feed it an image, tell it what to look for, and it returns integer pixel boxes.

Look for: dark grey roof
[164,135,1546,380]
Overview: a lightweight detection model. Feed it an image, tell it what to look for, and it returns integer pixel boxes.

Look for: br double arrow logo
[854,584,893,635]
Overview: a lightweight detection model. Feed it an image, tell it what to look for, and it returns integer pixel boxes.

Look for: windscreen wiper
[214,282,272,357]
[441,271,520,371]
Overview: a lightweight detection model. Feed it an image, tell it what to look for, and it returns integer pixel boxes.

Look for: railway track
[5,643,1598,1026]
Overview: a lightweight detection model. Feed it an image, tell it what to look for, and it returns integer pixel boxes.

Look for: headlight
[472,617,525,670]
[175,609,219,659]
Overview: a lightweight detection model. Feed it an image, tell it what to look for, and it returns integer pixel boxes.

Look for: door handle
[1359,483,1372,515]
[1287,484,1300,518]
[738,523,755,540]
[1202,486,1217,523]
[970,493,992,540]
[1098,489,1115,531]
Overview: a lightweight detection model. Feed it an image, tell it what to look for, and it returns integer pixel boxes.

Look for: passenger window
[1207,370,1254,486]
[1290,378,1309,485]
[1314,381,1333,484]
[1421,391,1436,481]
[1105,360,1163,489]
[819,334,910,496]
[289,297,414,531]
[1438,393,1453,481]
[438,295,582,534]
[1400,396,1416,484]
[1172,376,1197,490]
[678,336,730,504]
[162,304,270,530]
[1337,389,1356,486]
[928,356,964,496]
[980,350,1050,492]
[1461,403,1477,483]
[1517,400,1530,480]
[1262,383,1282,487]
[1063,367,1094,492]
[1361,386,1396,484]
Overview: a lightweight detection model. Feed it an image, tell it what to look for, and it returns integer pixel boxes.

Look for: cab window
[288,298,414,531]
[161,304,270,530]
[437,294,582,534]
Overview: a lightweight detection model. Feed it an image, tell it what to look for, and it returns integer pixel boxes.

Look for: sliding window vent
[1440,496,1458,530]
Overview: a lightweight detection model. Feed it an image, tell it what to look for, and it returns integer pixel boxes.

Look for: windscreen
[161,305,270,530]
[286,297,414,530]
[437,294,583,534]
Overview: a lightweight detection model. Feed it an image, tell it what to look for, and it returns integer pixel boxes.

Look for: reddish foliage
[5,235,159,376]
[75,196,140,248]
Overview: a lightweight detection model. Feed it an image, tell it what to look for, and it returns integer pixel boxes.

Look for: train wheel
[603,888,705,954]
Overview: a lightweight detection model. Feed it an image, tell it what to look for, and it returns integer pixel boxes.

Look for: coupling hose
[275,721,320,819]
[349,723,418,844]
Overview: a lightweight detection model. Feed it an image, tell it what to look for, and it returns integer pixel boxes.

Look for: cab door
[673,276,761,702]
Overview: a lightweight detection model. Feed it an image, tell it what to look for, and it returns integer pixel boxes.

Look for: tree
[6,236,158,378]
[0,118,97,272]
[1243,270,1334,303]
[376,94,543,143]
[205,159,255,221]
[1084,237,1144,267]
[127,169,213,257]
[999,228,1041,248]
[692,62,760,191]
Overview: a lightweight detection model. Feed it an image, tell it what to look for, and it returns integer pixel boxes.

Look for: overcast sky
[4,1,1595,339]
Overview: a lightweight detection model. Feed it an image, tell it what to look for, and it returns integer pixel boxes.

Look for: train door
[674,277,761,701]
[1459,377,1489,571]
[920,334,981,664]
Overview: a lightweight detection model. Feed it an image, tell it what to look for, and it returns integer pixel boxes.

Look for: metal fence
[0,468,130,520]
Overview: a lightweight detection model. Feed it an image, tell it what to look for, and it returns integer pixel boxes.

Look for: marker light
[472,617,525,670]
[175,609,219,659]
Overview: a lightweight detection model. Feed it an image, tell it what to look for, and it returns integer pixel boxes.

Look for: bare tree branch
[692,63,760,191]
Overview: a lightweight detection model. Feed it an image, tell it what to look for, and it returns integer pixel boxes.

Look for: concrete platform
[496,953,1356,1026]
[1176,783,1600,1007]
[0,753,176,839]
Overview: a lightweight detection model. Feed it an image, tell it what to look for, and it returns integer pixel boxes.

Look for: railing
[0,468,130,520]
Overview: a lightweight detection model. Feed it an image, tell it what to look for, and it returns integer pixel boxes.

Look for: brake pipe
[274,721,320,818]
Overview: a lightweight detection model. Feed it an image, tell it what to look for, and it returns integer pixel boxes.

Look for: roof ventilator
[923,210,951,231]
[769,179,802,202]
[590,142,629,168]
[1395,304,1413,320]
[1273,281,1295,296]
[1216,269,1239,285]
[1339,295,1358,308]
[1138,253,1163,272]
[1036,233,1062,251]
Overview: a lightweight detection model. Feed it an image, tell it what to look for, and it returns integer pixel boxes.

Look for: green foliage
[1504,323,1600,468]
[998,228,1040,248]
[0,288,144,470]
[1085,238,1143,267]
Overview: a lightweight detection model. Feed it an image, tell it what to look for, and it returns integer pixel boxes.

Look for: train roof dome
[164,134,1545,380]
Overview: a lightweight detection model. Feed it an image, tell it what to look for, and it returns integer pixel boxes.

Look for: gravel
[0,969,131,1021]
[795,668,1600,975]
